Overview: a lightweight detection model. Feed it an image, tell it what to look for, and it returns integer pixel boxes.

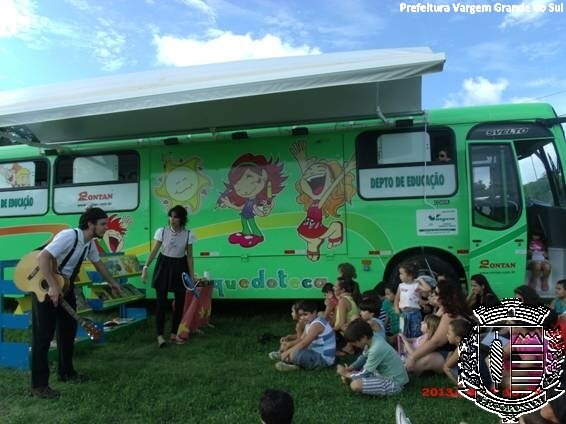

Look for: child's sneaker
[268,351,281,360]
[275,361,300,372]
[172,336,186,345]
[395,404,412,424]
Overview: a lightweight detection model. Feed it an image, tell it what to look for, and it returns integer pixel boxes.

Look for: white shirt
[45,228,100,279]
[399,281,420,309]
[154,227,197,258]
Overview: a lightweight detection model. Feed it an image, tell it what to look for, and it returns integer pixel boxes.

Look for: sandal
[306,250,321,262]
[328,222,344,248]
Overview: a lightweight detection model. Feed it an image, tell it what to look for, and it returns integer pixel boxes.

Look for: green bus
[1,102,565,299]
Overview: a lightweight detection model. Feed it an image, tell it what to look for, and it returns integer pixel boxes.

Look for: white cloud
[65,0,102,12]
[0,0,37,38]
[500,0,552,28]
[153,31,320,67]
[444,77,509,107]
[92,23,127,71]
[179,0,216,22]
[0,0,79,49]
[519,41,561,60]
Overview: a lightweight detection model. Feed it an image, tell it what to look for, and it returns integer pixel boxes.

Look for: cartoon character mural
[290,141,356,261]
[0,163,32,188]
[217,153,287,248]
[94,214,132,254]
[154,157,212,213]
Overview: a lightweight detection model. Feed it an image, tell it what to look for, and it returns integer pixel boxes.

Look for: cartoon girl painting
[217,153,286,248]
[290,141,356,261]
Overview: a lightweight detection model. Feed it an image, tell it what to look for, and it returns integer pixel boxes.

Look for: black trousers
[155,289,186,337]
[31,289,77,388]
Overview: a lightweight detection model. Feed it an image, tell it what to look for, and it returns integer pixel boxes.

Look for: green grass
[0,302,500,424]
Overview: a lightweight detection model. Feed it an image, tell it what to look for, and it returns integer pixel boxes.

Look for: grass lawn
[0,301,500,424]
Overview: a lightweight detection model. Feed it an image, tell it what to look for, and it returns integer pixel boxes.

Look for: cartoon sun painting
[154,157,212,212]
[290,141,356,261]
[217,153,287,248]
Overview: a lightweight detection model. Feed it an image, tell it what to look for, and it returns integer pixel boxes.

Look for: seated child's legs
[403,309,422,338]
[291,349,329,370]
[351,374,403,396]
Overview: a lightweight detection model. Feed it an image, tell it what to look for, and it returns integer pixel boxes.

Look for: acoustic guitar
[13,251,102,341]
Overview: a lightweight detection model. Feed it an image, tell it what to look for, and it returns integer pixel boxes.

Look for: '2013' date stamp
[422,387,459,398]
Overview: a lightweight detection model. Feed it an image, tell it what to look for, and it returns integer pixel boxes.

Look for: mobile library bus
[1,48,565,299]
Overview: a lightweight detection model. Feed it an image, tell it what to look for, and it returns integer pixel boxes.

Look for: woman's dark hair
[470,274,499,308]
[78,207,108,229]
[399,262,419,279]
[321,283,334,294]
[336,276,361,305]
[344,318,373,342]
[168,205,188,227]
[514,285,543,307]
[437,279,471,318]
[338,262,357,279]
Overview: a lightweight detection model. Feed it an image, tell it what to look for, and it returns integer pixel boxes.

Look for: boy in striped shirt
[273,300,336,371]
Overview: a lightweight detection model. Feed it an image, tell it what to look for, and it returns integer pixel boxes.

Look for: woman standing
[142,205,197,347]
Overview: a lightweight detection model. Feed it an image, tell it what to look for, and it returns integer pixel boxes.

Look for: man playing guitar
[32,207,121,399]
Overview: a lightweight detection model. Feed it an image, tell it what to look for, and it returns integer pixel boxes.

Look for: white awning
[0,47,445,145]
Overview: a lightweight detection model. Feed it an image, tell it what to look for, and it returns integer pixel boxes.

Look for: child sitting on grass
[400,314,440,360]
[321,283,338,326]
[269,302,306,358]
[442,319,473,386]
[336,319,409,396]
[270,300,336,372]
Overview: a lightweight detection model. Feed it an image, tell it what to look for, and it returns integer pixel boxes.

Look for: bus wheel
[386,254,458,286]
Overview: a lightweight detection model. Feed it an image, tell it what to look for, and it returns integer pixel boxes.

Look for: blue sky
[1,0,565,113]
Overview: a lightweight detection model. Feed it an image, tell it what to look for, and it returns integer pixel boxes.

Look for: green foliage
[524,175,552,204]
[0,307,499,423]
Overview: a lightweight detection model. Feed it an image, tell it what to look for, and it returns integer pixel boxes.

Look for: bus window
[470,144,521,229]
[356,127,457,200]
[53,151,139,214]
[0,159,49,217]
[516,139,566,206]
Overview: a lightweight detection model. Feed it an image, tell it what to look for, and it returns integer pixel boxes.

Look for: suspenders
[58,229,91,281]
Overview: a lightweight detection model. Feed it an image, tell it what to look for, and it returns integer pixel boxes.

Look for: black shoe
[58,372,89,383]
[31,386,60,399]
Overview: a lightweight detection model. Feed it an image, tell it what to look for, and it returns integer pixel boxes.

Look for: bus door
[515,136,566,291]
[467,142,526,297]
